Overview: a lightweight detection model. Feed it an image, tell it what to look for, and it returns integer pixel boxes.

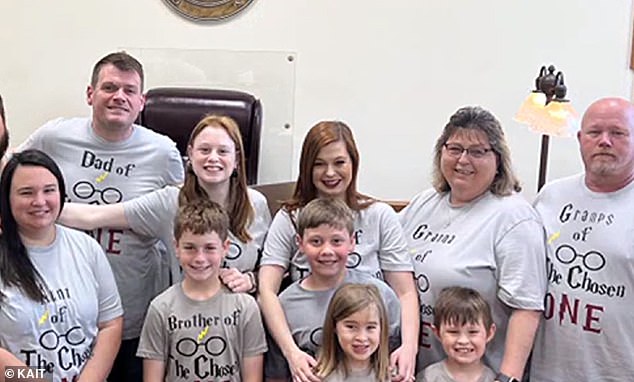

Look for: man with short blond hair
[530,97,634,381]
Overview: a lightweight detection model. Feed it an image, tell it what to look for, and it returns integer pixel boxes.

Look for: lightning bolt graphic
[548,232,561,244]
[39,310,49,325]
[96,172,109,183]
[197,326,209,343]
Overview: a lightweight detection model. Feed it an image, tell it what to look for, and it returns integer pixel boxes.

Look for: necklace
[442,195,475,228]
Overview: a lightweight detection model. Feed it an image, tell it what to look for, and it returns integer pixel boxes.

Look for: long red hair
[179,115,254,242]
[284,121,372,212]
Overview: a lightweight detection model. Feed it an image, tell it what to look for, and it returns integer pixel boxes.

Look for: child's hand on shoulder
[288,348,320,382]
[219,268,255,293]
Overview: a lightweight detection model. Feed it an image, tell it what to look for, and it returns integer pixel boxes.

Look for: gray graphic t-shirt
[0,225,123,382]
[265,270,402,379]
[530,174,634,382]
[19,117,184,338]
[124,186,271,280]
[261,201,413,280]
[137,284,267,382]
[419,361,495,382]
[399,190,546,373]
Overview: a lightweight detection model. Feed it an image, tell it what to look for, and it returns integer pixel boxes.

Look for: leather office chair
[138,87,262,185]
[251,181,296,216]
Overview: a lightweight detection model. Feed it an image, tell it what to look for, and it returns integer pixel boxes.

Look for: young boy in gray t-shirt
[417,287,497,382]
[137,200,267,382]
[264,198,402,381]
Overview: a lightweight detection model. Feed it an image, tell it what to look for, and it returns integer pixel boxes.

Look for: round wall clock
[163,0,256,21]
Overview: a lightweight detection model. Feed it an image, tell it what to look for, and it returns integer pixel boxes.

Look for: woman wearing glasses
[0,150,122,382]
[399,106,547,382]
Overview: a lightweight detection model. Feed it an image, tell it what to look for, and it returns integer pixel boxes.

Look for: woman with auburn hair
[399,106,546,381]
[259,121,419,382]
[0,150,123,381]
[59,115,271,294]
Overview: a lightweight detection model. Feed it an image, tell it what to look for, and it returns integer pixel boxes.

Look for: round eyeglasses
[443,143,494,159]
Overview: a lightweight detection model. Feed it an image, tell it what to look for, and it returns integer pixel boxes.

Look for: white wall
[0,0,632,200]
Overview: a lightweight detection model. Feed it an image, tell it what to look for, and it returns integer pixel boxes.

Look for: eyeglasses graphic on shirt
[443,143,494,159]
[416,274,430,293]
[309,327,322,348]
[225,242,242,261]
[39,326,86,350]
[345,252,362,268]
[176,336,227,357]
[555,244,606,271]
[72,181,123,204]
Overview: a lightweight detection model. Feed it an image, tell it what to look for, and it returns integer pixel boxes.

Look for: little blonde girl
[315,283,391,382]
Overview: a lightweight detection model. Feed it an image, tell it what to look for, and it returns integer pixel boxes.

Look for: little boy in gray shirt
[264,198,401,381]
[137,200,267,382]
[418,287,497,382]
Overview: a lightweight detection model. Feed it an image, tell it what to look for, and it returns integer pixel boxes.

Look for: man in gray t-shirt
[530,97,634,382]
[18,52,184,382]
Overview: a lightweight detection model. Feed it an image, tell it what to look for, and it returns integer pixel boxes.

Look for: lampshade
[529,101,579,137]
[515,64,578,137]
[514,91,548,125]
[516,64,575,191]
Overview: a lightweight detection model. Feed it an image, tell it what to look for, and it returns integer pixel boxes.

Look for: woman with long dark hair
[0,150,123,381]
